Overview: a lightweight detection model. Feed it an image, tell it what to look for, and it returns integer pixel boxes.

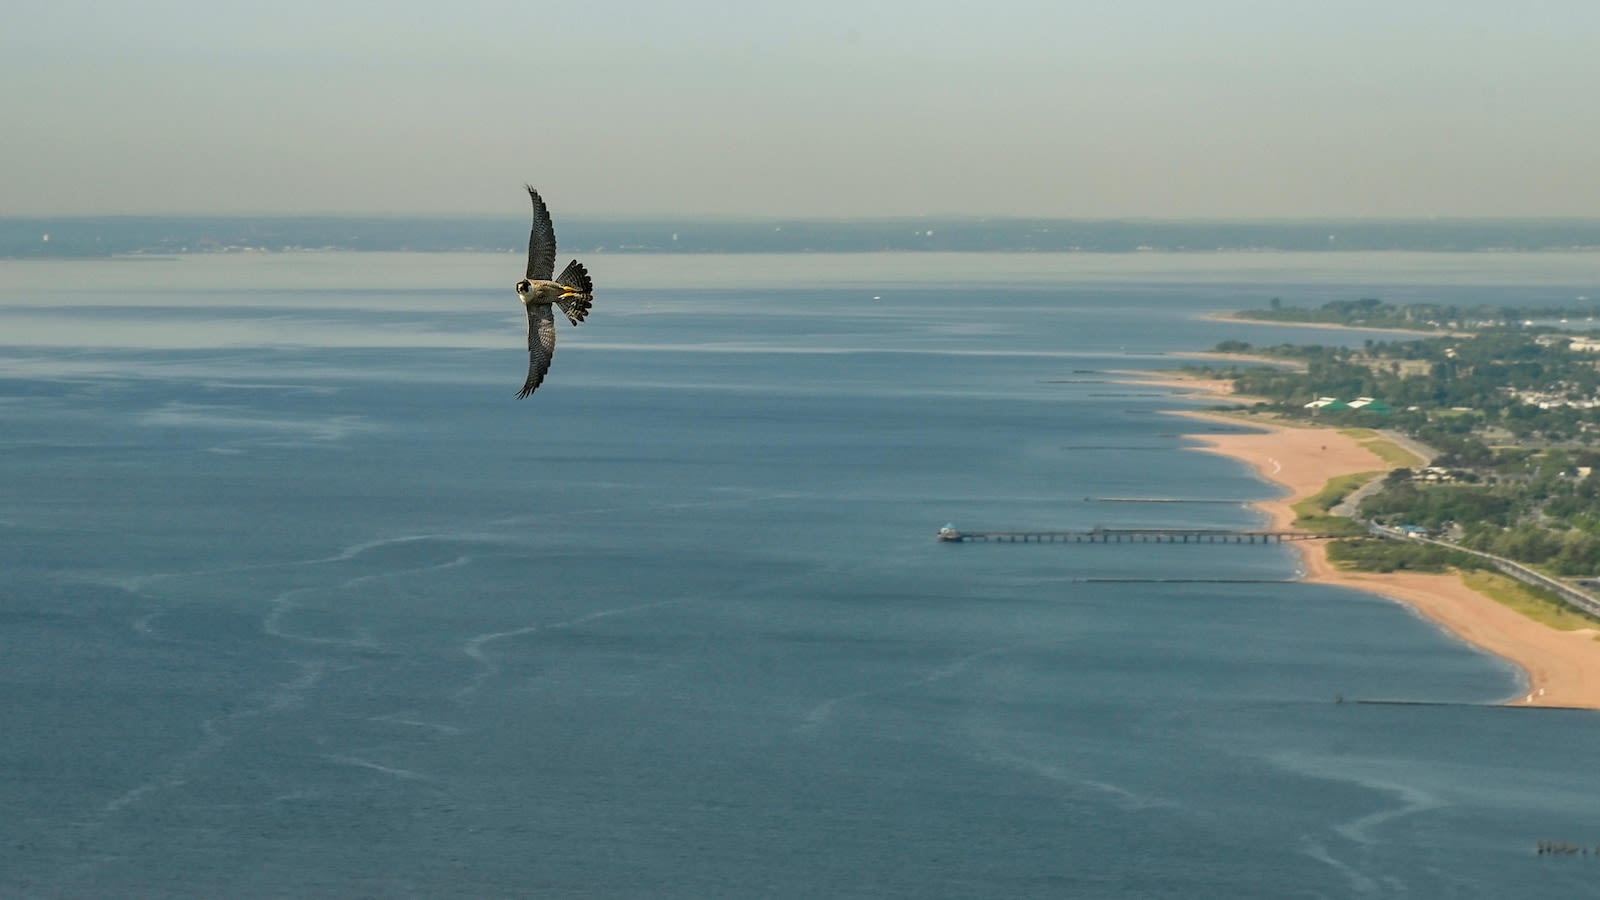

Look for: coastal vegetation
[1459,571,1600,631]
[1344,430,1424,468]
[1199,298,1600,592]
[1230,296,1600,333]
[1290,472,1375,536]
[1325,537,1488,573]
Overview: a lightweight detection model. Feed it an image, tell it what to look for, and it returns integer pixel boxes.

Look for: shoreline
[1197,310,1471,338]
[1128,371,1600,709]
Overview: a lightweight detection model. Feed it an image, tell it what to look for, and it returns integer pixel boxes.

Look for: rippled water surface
[4,251,1600,897]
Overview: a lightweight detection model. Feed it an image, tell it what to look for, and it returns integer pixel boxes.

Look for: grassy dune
[1461,570,1600,632]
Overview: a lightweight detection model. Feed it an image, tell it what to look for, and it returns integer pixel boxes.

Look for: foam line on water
[368,713,462,736]
[108,531,519,592]
[61,659,332,885]
[800,638,1062,733]
[453,598,684,702]
[322,754,442,785]
[262,554,474,647]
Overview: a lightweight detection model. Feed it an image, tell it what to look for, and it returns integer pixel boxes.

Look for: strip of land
[1196,310,1467,337]
[1130,371,1600,709]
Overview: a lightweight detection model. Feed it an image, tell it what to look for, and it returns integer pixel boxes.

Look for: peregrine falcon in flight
[513,185,593,398]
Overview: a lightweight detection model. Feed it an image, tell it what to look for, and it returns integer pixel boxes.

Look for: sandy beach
[1134,372,1600,709]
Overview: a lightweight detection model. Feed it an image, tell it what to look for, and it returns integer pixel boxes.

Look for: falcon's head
[514,279,532,300]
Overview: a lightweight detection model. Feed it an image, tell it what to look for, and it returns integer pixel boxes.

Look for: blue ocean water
[4,250,1600,897]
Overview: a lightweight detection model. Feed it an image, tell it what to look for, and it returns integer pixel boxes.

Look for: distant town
[1197,298,1600,585]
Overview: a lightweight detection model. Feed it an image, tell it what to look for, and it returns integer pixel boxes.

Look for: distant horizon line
[12,216,1600,259]
[9,213,1600,225]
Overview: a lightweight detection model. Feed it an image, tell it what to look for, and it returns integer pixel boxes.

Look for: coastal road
[1331,430,1438,518]
[1363,522,1600,619]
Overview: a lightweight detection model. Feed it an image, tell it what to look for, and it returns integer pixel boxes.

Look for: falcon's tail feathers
[556,259,592,295]
[555,259,594,325]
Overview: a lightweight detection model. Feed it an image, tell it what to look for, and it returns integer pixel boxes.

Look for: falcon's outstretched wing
[524,185,557,281]
[517,303,557,399]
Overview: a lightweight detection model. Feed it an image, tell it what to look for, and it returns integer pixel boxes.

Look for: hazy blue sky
[6,0,1600,218]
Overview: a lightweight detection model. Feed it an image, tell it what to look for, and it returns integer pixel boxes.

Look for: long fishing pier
[937,527,1342,544]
